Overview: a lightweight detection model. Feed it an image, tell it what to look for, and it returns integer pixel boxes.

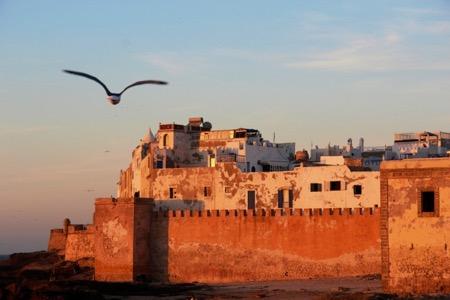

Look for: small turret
[346,138,353,153]
[63,218,71,234]
[141,128,155,144]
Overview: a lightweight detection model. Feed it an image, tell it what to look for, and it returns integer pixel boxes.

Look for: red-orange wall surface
[149,208,381,283]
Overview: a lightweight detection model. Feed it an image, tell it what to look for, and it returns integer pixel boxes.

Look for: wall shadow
[153,199,204,211]
[148,210,169,282]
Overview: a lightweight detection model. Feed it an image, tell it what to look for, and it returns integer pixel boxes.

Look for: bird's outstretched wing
[119,80,168,95]
[63,70,112,95]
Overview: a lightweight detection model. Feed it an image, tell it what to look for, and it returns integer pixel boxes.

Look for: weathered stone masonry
[149,206,381,283]
[50,198,381,283]
[381,158,450,294]
[120,161,380,211]
[94,198,153,282]
[48,224,94,261]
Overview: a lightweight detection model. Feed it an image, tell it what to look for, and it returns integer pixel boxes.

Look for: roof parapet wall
[152,207,379,218]
[381,157,450,170]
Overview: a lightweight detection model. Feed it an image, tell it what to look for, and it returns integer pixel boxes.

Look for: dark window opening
[330,181,341,191]
[204,186,211,197]
[134,191,140,198]
[163,134,168,147]
[251,166,256,172]
[169,187,176,199]
[421,191,435,213]
[277,190,283,208]
[235,131,246,138]
[247,191,256,209]
[353,185,362,196]
[310,183,322,192]
[156,160,163,169]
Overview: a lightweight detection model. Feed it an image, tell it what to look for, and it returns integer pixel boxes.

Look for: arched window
[163,134,168,147]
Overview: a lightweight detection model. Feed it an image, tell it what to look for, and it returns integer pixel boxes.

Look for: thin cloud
[419,21,450,34]
[284,36,396,71]
[213,48,289,63]
[384,32,401,44]
[393,7,445,16]
[284,34,450,72]
[138,52,207,75]
[140,53,185,74]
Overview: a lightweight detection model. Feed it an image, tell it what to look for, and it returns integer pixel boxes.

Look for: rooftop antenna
[273,132,276,143]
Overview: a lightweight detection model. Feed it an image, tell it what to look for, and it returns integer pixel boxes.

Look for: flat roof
[381,157,450,170]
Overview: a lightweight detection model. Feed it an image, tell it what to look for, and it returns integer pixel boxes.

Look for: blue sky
[1,0,450,253]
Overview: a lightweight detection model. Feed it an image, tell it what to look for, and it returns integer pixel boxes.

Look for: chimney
[188,117,203,127]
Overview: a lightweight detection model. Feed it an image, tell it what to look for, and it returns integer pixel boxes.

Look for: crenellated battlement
[151,206,379,218]
[54,196,381,283]
[67,224,95,233]
[148,202,381,283]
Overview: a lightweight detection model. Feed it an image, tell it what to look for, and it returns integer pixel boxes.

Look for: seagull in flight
[63,69,168,105]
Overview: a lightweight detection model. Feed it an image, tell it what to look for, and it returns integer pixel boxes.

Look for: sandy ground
[2,252,449,299]
[129,276,384,300]
[94,275,387,299]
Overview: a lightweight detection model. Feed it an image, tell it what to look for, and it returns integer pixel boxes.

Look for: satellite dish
[202,121,212,131]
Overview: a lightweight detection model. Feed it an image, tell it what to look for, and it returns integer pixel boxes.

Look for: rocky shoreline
[1,251,448,299]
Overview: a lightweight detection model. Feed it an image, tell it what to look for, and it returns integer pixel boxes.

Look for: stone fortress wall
[381,158,450,294]
[50,198,381,283]
[48,223,94,262]
[149,205,381,283]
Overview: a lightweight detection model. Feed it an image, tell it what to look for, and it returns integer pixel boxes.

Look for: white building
[140,117,295,173]
[393,131,450,159]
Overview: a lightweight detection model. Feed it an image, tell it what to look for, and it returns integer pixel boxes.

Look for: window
[224,186,231,193]
[353,185,362,196]
[204,186,211,197]
[163,134,168,147]
[169,187,176,199]
[156,160,163,169]
[419,190,438,217]
[247,190,256,209]
[278,189,294,208]
[310,183,322,192]
[330,181,341,191]
[422,192,434,212]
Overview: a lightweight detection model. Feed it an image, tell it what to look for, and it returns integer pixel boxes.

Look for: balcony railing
[216,153,246,163]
